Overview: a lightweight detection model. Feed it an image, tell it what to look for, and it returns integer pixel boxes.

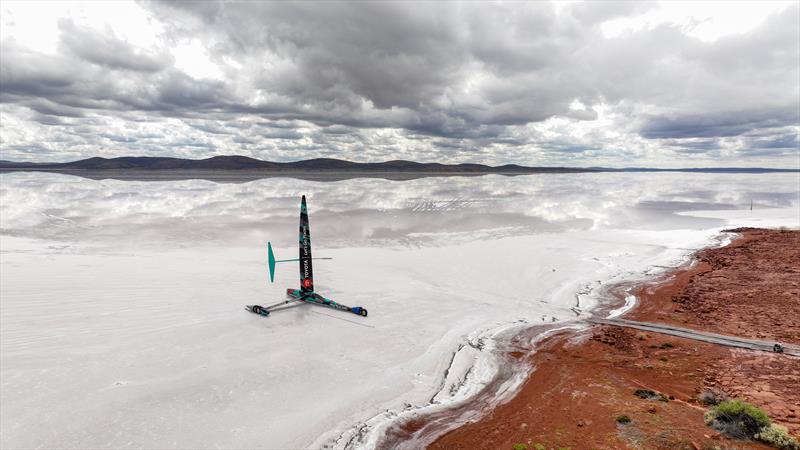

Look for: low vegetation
[633,389,669,402]
[755,425,800,450]
[616,415,631,424]
[704,399,770,438]
[704,399,800,449]
[698,389,729,406]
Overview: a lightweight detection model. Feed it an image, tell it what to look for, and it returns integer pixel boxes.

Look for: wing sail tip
[299,194,313,292]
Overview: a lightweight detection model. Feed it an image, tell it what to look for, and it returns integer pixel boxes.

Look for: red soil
[428,228,799,450]
[628,228,800,344]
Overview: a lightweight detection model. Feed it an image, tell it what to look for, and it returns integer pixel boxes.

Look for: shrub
[705,399,771,439]
[698,389,728,406]
[533,444,545,450]
[511,444,528,450]
[616,415,631,424]
[634,389,669,402]
[755,424,800,450]
[715,400,770,427]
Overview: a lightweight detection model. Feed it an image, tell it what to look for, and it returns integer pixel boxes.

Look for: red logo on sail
[303,278,313,288]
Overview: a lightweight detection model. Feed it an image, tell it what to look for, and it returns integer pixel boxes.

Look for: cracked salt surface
[1,172,797,449]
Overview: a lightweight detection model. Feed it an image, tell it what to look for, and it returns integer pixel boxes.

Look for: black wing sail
[299,195,314,293]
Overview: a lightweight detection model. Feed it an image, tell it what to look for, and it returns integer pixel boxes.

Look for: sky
[0,1,798,168]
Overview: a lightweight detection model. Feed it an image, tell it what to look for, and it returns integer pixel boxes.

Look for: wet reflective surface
[2,171,797,248]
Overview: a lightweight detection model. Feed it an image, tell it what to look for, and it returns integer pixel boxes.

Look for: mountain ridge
[0,156,593,173]
[1,156,796,173]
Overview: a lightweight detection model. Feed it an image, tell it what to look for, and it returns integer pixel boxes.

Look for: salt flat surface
[1,172,798,449]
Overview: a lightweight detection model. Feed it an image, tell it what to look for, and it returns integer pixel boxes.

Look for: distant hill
[0,156,796,181]
[0,156,595,174]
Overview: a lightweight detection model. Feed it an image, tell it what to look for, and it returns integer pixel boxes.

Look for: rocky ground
[628,228,800,344]
[428,228,799,450]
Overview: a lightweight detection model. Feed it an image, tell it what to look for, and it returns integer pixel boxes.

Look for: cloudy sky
[1,1,798,167]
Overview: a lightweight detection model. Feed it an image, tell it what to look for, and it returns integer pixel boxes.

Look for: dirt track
[591,318,800,356]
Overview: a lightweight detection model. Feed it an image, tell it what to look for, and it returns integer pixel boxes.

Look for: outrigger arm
[245,298,299,317]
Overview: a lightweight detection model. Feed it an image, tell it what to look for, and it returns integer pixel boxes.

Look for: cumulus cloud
[0,1,797,167]
[58,19,173,73]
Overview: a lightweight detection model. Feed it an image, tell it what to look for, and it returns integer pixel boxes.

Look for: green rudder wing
[268,242,276,283]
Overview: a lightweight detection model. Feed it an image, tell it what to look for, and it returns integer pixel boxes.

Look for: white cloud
[601,1,794,41]
[0,1,164,54]
[172,38,224,80]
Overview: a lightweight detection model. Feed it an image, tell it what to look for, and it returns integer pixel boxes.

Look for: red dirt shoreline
[428,228,799,450]
[627,228,800,344]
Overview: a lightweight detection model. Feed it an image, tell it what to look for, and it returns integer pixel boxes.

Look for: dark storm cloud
[155,72,226,109]
[666,139,722,154]
[751,134,799,150]
[146,0,612,135]
[0,1,798,165]
[31,113,67,126]
[257,128,304,140]
[0,42,81,99]
[1,38,230,116]
[25,99,85,118]
[187,120,235,136]
[639,107,799,139]
[145,1,799,139]
[432,139,467,150]
[322,125,356,135]
[739,132,800,159]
